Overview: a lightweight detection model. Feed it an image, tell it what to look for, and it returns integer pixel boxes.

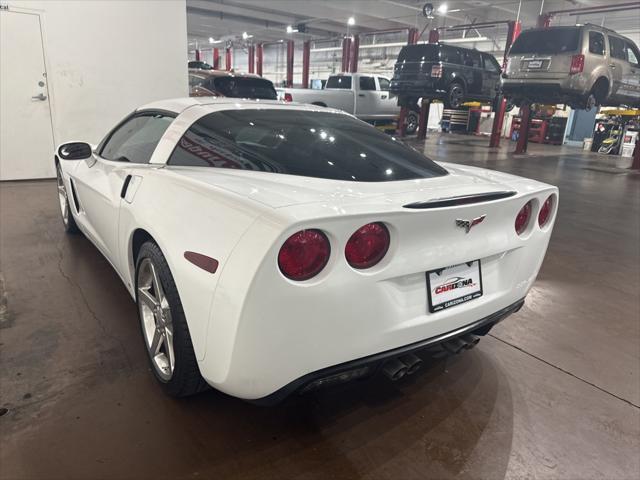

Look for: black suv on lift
[390,43,503,109]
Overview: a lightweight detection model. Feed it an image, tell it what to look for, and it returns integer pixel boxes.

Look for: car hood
[165,162,541,209]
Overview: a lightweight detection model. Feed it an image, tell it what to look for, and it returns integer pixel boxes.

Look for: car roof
[137,97,350,116]
[188,68,264,80]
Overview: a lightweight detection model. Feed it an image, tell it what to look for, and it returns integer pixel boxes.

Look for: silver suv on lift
[502,25,640,110]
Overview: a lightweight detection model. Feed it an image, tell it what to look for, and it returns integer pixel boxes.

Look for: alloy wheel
[450,85,463,109]
[137,257,175,381]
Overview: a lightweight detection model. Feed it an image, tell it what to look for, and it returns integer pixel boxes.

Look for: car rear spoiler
[403,191,517,209]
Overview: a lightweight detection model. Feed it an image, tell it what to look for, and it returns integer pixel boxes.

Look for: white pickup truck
[278,73,419,134]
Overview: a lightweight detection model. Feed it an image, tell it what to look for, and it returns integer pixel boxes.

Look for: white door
[376,77,401,116]
[0,10,55,180]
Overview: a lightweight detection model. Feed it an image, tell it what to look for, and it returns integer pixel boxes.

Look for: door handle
[609,64,616,69]
[381,95,388,99]
[31,93,47,101]
[358,93,365,97]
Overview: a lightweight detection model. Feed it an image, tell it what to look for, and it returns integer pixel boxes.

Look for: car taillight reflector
[431,65,443,78]
[283,92,293,102]
[278,229,330,280]
[345,222,390,269]
[515,201,533,236]
[570,54,584,74]
[538,195,553,227]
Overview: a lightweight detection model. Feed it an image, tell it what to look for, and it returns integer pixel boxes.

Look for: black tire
[444,82,465,109]
[405,110,419,135]
[56,163,80,234]
[135,241,208,397]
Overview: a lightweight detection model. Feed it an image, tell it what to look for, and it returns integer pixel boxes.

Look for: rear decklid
[166,162,541,210]
[506,26,582,79]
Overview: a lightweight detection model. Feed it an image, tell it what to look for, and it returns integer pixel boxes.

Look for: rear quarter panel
[118,167,269,361]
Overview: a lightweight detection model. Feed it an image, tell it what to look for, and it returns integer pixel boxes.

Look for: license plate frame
[426,260,483,313]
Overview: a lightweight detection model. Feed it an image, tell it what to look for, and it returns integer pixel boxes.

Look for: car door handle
[609,64,616,69]
[358,93,365,97]
[120,175,133,199]
[31,93,47,101]
[381,95,388,99]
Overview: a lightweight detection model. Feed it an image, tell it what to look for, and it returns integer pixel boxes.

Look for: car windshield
[397,45,439,62]
[212,77,278,100]
[510,28,580,54]
[168,109,448,182]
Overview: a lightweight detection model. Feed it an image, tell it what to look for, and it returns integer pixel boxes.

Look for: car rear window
[325,76,352,89]
[167,109,448,182]
[397,45,439,62]
[510,27,580,54]
[212,77,277,100]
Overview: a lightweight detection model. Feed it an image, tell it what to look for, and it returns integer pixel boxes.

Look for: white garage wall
[7,0,188,148]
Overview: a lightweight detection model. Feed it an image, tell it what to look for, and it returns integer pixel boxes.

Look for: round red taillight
[345,222,390,269]
[515,201,533,236]
[538,195,553,227]
[278,229,330,281]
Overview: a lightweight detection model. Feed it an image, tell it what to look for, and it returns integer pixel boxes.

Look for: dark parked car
[188,60,213,70]
[390,43,503,109]
[189,69,278,100]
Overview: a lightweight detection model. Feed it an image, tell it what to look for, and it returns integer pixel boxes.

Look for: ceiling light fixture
[438,3,448,14]
[286,25,299,33]
[347,16,355,26]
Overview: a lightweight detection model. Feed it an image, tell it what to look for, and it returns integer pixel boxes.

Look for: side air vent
[69,178,82,213]
[403,191,517,209]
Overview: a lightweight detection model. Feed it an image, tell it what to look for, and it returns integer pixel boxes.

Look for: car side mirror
[58,142,92,160]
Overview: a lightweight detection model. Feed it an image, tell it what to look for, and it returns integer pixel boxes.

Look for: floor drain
[0,408,8,417]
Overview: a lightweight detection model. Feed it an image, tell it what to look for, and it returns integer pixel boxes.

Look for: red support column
[397,107,408,137]
[286,40,294,87]
[407,27,419,45]
[537,13,552,28]
[428,29,439,43]
[302,41,311,88]
[515,103,532,154]
[225,47,232,71]
[248,45,255,74]
[417,99,431,140]
[213,48,220,69]
[489,20,522,148]
[350,34,360,72]
[256,43,263,77]
[341,36,351,72]
[195,49,201,61]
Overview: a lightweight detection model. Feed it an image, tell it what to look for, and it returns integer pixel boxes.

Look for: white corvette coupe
[55,98,557,403]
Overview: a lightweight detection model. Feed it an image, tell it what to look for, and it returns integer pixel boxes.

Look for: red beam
[225,47,232,71]
[428,29,439,43]
[256,43,263,76]
[248,45,255,74]
[302,41,310,87]
[286,40,294,87]
[350,34,360,72]
[195,49,201,61]
[397,107,408,137]
[417,100,431,140]
[341,36,352,73]
[213,48,220,69]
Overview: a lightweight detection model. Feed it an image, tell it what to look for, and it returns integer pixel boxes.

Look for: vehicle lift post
[341,36,352,73]
[397,28,420,137]
[286,40,294,87]
[256,44,263,76]
[248,44,255,74]
[489,20,521,148]
[302,41,311,87]
[213,48,220,70]
[417,99,431,140]
[514,102,532,154]
[225,47,232,71]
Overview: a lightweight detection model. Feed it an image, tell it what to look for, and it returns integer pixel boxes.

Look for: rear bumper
[253,298,524,405]
[390,78,446,98]
[501,77,589,102]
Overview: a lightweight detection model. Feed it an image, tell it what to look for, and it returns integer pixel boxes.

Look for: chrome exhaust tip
[382,358,408,381]
[400,354,423,375]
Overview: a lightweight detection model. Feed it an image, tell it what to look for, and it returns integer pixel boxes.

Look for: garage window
[167,109,448,182]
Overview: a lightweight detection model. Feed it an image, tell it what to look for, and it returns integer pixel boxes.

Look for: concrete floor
[1,134,638,480]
